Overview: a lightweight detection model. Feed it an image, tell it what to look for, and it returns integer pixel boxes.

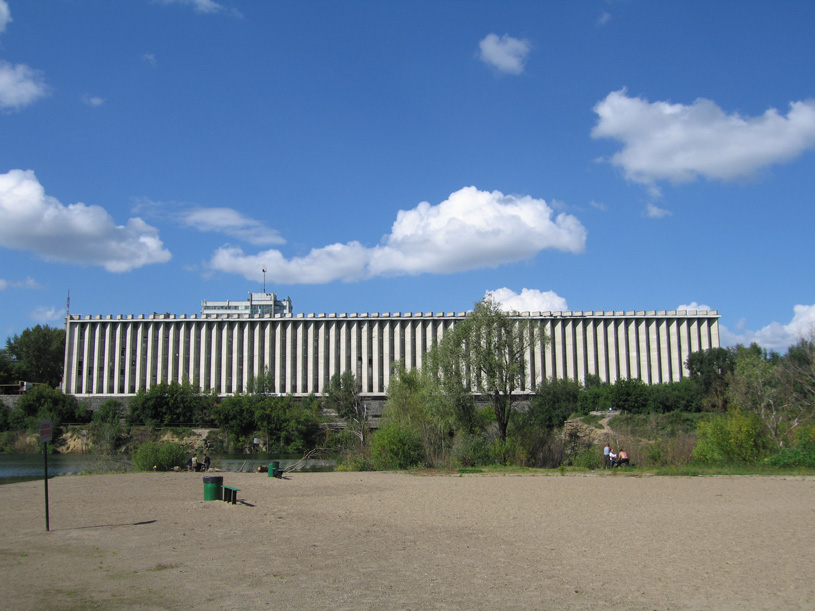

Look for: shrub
[132,441,187,471]
[570,447,603,469]
[93,399,124,424]
[452,434,494,467]
[764,442,815,468]
[693,410,770,464]
[371,424,425,470]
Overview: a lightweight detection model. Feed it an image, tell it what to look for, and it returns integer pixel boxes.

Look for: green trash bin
[268,461,279,478]
[203,475,223,501]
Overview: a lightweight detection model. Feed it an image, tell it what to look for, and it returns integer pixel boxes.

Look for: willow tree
[431,296,546,442]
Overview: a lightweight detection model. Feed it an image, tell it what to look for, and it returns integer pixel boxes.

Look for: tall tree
[324,371,367,445]
[431,296,545,442]
[6,325,65,387]
[727,344,793,448]
[686,347,735,411]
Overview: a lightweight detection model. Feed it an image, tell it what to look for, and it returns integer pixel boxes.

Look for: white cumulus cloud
[30,305,64,325]
[592,89,815,187]
[207,186,587,284]
[478,33,531,75]
[0,1,11,33]
[0,61,49,111]
[0,169,172,272]
[181,206,285,246]
[487,288,569,313]
[720,304,815,353]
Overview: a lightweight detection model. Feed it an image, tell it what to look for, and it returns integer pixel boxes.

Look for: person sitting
[616,449,630,467]
[202,454,211,472]
[608,450,617,467]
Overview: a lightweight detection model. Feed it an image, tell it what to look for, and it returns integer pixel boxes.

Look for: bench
[222,485,240,504]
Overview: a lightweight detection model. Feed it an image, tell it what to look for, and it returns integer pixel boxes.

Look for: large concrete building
[62,307,720,399]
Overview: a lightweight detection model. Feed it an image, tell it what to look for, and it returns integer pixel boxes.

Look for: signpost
[40,419,52,532]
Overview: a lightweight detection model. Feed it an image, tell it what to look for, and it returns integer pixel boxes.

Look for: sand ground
[1,470,814,610]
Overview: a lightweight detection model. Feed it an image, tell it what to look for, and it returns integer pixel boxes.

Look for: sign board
[39,419,52,444]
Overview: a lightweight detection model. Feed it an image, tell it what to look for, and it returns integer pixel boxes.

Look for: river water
[0,453,335,485]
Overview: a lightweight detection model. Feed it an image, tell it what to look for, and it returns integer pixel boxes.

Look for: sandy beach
[1,470,814,610]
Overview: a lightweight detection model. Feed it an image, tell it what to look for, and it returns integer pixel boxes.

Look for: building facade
[62,309,720,399]
[201,292,292,317]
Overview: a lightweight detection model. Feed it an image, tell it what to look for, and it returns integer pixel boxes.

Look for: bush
[132,441,187,471]
[452,434,494,467]
[693,410,770,464]
[371,425,425,470]
[93,399,124,424]
[570,447,603,469]
[764,442,815,468]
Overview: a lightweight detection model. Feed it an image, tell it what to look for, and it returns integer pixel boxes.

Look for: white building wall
[63,310,721,398]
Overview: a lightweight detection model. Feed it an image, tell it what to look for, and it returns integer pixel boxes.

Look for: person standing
[603,443,611,468]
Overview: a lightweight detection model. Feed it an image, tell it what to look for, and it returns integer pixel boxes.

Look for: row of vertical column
[63,313,720,397]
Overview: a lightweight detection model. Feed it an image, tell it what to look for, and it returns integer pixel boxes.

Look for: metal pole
[44,441,50,532]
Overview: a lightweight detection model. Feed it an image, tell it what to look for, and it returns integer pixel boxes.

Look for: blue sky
[1,0,814,353]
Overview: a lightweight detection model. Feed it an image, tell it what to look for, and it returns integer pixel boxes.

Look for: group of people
[603,443,629,468]
[187,452,211,472]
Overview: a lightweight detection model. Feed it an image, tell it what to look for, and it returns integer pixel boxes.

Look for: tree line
[2,300,814,471]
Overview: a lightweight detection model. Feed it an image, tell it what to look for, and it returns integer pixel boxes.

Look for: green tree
[686,347,735,411]
[211,394,256,445]
[254,394,324,454]
[430,296,545,442]
[13,384,82,429]
[728,344,796,448]
[127,380,213,425]
[325,371,367,445]
[382,363,461,466]
[521,377,581,431]
[610,377,649,414]
[577,382,612,415]
[6,325,65,387]
[0,348,15,385]
[647,379,702,413]
[779,337,815,429]
[693,410,769,463]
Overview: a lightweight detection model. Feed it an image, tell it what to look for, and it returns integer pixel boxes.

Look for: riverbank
[2,471,814,609]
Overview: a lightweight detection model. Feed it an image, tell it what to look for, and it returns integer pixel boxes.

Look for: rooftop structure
[201,292,292,317]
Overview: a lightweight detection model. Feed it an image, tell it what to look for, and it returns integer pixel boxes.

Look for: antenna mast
[262,267,267,293]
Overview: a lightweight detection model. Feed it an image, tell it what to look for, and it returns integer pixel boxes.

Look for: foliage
[610,411,705,440]
[0,404,9,432]
[5,325,65,387]
[132,441,188,471]
[451,433,495,467]
[382,364,460,466]
[693,410,770,464]
[521,377,581,431]
[647,378,702,413]
[324,371,367,446]
[127,380,214,425]
[0,349,15,385]
[686,346,736,411]
[370,423,425,470]
[569,447,604,470]
[12,385,86,430]
[211,394,256,445]
[610,377,649,414]
[764,442,815,468]
[93,399,124,424]
[727,344,799,448]
[254,394,324,454]
[429,296,544,441]
[577,383,612,415]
